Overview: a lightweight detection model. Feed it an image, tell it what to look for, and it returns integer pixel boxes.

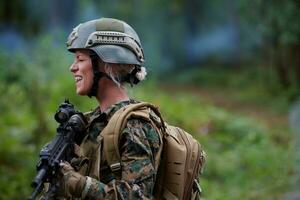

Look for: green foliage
[173,66,297,112]
[0,35,296,199]
[134,84,294,200]
[0,35,97,198]
[0,0,299,198]
[238,0,300,45]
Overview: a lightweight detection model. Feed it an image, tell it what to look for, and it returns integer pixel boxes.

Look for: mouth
[75,75,83,83]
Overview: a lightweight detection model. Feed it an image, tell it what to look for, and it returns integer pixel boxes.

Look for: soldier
[58,18,162,199]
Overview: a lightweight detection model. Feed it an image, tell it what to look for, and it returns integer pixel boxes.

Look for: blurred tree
[49,0,78,30]
[238,0,300,91]
[0,0,78,36]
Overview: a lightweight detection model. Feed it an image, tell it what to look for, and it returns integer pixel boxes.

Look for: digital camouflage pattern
[74,99,162,199]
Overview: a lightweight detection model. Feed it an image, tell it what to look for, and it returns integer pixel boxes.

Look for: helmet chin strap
[88,52,112,98]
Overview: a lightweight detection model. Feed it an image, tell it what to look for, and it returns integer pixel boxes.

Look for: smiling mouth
[75,76,82,82]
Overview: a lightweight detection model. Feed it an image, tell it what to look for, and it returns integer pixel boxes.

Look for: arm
[61,119,161,200]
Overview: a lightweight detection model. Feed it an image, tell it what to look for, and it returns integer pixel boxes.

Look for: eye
[77,56,85,62]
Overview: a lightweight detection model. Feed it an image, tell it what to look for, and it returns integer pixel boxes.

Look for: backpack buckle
[110,162,121,172]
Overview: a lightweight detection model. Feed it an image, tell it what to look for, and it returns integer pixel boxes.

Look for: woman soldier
[58,18,162,199]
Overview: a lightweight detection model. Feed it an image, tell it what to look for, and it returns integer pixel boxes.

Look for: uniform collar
[89,99,138,124]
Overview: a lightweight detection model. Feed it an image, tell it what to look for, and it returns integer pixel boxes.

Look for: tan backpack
[100,102,206,200]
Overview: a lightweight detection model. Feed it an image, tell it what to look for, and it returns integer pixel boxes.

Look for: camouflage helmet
[66,18,145,66]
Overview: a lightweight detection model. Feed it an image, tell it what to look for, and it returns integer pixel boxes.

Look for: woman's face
[70,50,94,95]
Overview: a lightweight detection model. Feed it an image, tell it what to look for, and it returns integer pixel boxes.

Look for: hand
[59,161,86,198]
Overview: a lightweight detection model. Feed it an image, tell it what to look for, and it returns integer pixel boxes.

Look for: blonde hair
[103,63,147,87]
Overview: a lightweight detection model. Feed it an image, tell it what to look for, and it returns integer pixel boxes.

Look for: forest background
[0,0,299,199]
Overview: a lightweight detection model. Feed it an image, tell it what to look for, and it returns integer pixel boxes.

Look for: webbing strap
[99,102,165,172]
[87,52,112,98]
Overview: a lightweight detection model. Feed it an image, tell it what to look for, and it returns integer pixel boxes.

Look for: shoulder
[119,117,161,152]
[122,118,158,140]
[121,102,163,141]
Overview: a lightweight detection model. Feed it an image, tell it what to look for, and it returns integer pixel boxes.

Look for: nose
[69,62,78,73]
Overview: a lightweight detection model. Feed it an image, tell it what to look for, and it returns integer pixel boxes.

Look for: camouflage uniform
[74,99,162,200]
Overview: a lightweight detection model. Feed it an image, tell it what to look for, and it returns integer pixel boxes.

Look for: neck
[95,79,129,112]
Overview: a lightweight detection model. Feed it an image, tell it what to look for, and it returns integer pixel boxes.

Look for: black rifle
[28,100,87,200]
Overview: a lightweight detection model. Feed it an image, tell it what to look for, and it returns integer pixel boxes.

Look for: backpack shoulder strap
[99,102,165,172]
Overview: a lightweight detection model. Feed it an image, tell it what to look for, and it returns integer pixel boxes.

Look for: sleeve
[82,118,161,200]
